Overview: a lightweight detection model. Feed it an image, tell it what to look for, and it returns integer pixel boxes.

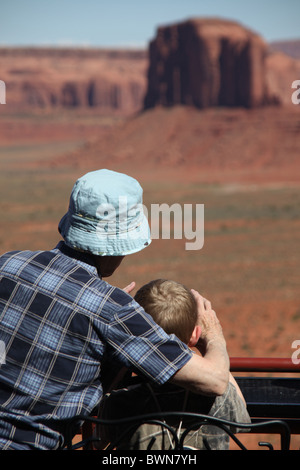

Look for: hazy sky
[0,0,299,48]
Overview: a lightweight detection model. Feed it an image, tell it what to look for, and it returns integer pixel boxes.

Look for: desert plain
[1,31,300,448]
[1,104,300,449]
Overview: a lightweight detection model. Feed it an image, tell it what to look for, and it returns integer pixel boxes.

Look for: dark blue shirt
[0,242,191,449]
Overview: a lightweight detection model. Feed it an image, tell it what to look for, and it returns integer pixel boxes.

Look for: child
[97,279,250,450]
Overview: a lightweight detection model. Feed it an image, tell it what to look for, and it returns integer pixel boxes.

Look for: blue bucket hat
[58,169,151,256]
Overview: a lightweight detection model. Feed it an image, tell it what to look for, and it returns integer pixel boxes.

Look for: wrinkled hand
[191,289,225,350]
[123,281,136,294]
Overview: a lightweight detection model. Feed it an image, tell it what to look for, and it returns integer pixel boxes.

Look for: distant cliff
[0,48,148,115]
[270,39,300,59]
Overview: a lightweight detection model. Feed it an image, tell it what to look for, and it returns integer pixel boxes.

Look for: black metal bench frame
[63,357,300,451]
[63,412,291,451]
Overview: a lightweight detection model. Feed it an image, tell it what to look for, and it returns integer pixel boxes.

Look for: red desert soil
[47,104,300,184]
[0,104,299,449]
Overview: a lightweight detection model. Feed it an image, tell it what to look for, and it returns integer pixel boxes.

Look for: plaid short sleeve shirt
[0,242,192,449]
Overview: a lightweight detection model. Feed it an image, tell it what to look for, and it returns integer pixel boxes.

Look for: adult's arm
[170,291,230,396]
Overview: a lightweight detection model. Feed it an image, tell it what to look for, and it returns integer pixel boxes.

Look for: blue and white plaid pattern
[0,242,191,449]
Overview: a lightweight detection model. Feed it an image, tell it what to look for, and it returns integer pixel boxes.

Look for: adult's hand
[171,289,229,396]
[191,289,225,350]
[123,281,136,294]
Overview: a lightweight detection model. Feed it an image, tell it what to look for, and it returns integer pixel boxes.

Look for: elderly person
[0,169,229,450]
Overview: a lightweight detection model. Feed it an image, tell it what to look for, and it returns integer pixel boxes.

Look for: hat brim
[58,212,152,256]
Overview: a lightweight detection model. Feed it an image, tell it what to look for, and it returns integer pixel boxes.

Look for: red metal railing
[230,357,300,373]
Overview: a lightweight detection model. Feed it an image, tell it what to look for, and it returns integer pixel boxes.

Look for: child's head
[134,279,201,346]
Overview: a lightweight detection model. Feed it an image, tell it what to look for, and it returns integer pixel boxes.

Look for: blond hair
[134,279,197,344]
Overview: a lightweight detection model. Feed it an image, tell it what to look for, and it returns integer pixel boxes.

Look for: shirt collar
[52,241,100,277]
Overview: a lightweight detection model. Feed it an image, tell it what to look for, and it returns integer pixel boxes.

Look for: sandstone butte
[144,17,300,109]
[0,48,148,115]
